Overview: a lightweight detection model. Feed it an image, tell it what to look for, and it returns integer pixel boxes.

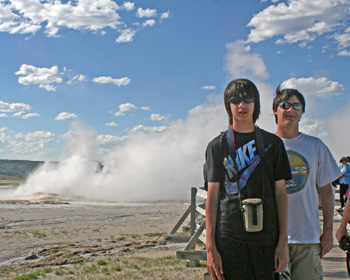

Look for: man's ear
[273,110,278,124]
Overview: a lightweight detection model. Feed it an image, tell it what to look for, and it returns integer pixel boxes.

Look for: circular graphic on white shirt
[285,150,310,194]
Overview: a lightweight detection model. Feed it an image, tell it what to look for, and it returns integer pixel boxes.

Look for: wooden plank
[169,205,191,234]
[196,205,206,216]
[198,232,206,244]
[164,234,191,243]
[196,188,208,199]
[176,250,207,261]
[184,221,206,250]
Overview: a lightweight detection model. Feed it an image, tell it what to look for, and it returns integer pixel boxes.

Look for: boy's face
[274,95,303,128]
[230,94,255,124]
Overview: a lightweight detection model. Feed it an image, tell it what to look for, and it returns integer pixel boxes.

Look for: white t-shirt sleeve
[316,140,342,188]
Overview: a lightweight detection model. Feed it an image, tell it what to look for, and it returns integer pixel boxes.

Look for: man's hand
[206,182,224,280]
[274,179,289,273]
[320,231,333,258]
[274,242,289,273]
[336,226,348,242]
[319,184,334,258]
[207,247,224,280]
[336,201,350,241]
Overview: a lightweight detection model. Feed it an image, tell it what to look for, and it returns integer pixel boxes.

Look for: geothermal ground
[0,193,207,279]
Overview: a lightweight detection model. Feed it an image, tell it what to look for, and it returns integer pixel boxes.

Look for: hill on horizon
[0,159,44,178]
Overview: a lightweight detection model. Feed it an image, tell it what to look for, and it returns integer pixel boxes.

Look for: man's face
[274,95,303,127]
[230,94,255,124]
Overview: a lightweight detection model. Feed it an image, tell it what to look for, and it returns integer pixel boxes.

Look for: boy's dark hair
[224,79,261,125]
[272,85,306,124]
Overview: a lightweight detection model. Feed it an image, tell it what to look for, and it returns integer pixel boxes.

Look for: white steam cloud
[11,79,350,202]
[15,96,226,202]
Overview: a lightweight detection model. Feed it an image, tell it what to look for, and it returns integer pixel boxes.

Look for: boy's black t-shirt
[205,128,292,245]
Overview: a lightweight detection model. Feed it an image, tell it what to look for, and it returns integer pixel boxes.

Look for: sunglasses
[278,102,303,111]
[229,96,255,104]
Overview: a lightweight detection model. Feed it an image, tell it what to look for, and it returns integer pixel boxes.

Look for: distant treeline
[0,159,44,177]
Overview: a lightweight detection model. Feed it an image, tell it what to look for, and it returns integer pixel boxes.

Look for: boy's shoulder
[257,127,283,144]
[301,133,324,144]
[207,130,227,147]
[285,133,326,147]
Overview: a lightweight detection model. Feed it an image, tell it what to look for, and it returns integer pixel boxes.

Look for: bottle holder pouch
[242,198,263,232]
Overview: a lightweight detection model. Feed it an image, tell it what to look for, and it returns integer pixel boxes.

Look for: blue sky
[1,0,350,168]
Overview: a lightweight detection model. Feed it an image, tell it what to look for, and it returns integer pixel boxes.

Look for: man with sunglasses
[272,86,341,280]
[205,79,292,279]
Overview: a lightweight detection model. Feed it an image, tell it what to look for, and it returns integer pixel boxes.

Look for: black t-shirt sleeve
[205,135,225,183]
[273,136,292,181]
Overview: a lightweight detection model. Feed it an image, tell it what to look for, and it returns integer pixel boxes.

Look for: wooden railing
[164,187,208,263]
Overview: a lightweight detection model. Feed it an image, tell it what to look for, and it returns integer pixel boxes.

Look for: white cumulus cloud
[282,77,344,98]
[0,129,55,157]
[114,103,137,116]
[0,100,38,119]
[93,76,131,86]
[335,30,350,55]
[55,112,78,121]
[150,114,167,122]
[0,100,31,113]
[16,131,55,142]
[247,0,350,54]
[15,64,63,92]
[224,40,269,80]
[0,0,170,43]
[130,124,167,133]
[71,74,87,83]
[202,85,216,90]
[160,12,170,19]
[136,7,157,18]
[106,121,118,127]
[1,0,122,37]
[143,19,156,27]
[121,2,135,11]
[116,28,136,43]
[13,112,40,119]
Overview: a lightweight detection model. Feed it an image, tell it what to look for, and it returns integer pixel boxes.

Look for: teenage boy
[272,86,341,280]
[205,79,292,280]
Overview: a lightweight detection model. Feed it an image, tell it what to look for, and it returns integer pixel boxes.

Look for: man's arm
[345,164,350,176]
[274,179,289,273]
[206,182,224,280]
[319,183,334,258]
[336,200,350,241]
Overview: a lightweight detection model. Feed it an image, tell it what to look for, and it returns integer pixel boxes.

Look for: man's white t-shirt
[281,133,341,244]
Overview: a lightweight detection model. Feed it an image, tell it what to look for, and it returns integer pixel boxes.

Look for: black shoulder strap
[226,127,235,161]
[256,127,265,158]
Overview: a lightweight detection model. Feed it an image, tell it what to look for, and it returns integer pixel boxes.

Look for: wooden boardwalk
[322,199,349,279]
[169,188,350,279]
